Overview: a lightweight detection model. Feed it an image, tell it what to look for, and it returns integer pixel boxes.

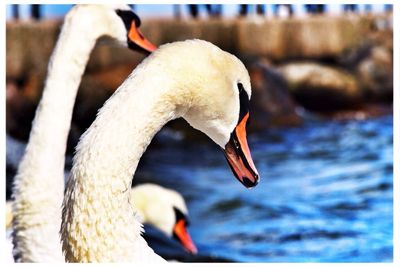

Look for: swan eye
[173,207,190,226]
[115,9,141,29]
[237,83,250,123]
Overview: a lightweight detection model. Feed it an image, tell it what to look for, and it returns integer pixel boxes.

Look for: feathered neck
[61,62,177,262]
[12,11,104,262]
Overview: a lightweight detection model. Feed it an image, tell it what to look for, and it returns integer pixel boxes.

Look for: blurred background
[5,4,393,262]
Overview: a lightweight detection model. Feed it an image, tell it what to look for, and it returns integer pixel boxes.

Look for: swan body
[62,39,258,262]
[11,4,155,262]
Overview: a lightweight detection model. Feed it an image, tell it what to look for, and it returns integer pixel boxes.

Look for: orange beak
[127,21,157,54]
[224,112,259,188]
[173,219,198,254]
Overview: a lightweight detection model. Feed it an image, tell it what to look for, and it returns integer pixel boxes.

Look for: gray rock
[247,59,302,129]
[356,46,392,101]
[279,62,362,111]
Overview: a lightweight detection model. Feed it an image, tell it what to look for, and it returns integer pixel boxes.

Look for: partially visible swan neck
[16,8,100,186]
[41,9,100,122]
[62,69,176,262]
[12,10,106,263]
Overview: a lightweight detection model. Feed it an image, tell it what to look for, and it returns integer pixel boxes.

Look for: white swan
[130,183,197,254]
[11,4,156,262]
[6,184,196,262]
[61,39,260,262]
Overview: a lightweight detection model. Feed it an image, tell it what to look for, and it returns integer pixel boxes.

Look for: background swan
[130,183,197,254]
[61,39,259,262]
[6,184,196,261]
[11,4,155,262]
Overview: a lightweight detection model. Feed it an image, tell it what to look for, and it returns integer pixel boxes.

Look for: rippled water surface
[136,115,393,262]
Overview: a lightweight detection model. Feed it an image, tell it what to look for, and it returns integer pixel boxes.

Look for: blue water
[135,115,393,262]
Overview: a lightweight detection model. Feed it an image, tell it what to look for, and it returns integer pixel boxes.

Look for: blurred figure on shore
[344,4,358,13]
[239,4,283,18]
[185,4,222,19]
[31,4,40,20]
[11,4,19,19]
[256,4,265,15]
[188,4,198,18]
[205,4,222,18]
[305,4,325,14]
[238,4,248,17]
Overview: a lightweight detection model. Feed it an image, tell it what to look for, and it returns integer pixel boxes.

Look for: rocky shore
[6,14,392,148]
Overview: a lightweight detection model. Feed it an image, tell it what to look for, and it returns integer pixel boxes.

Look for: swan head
[70,4,156,54]
[152,40,259,188]
[130,184,197,254]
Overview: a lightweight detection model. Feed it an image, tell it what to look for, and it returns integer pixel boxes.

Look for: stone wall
[6,14,393,146]
[6,14,388,80]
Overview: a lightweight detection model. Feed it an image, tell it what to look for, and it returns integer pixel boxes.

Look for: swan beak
[224,112,259,188]
[128,21,157,54]
[173,219,198,254]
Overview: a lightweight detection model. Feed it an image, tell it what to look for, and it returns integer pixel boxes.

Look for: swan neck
[17,12,98,185]
[62,73,175,262]
[34,15,98,148]
[12,13,102,262]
